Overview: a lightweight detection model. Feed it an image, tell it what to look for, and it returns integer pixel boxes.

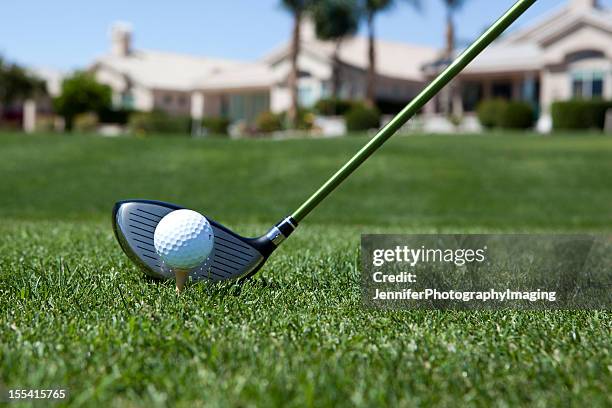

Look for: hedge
[498,101,535,129]
[128,111,190,135]
[345,103,381,131]
[279,108,315,130]
[551,100,612,131]
[98,108,134,125]
[477,99,535,129]
[314,98,354,116]
[73,112,98,133]
[202,117,230,135]
[477,99,507,128]
[255,111,283,133]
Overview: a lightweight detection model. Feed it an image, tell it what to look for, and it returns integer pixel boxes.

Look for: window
[228,92,270,123]
[492,81,512,99]
[592,77,604,98]
[298,85,316,107]
[462,82,483,112]
[120,92,134,109]
[297,70,312,79]
[572,78,585,98]
[220,95,229,117]
[321,82,331,98]
[163,94,173,105]
[571,72,605,99]
[565,50,605,64]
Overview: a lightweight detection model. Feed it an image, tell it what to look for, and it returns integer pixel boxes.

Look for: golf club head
[112,200,297,282]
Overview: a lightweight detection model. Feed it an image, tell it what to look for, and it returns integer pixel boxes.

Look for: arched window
[566,50,607,99]
[565,50,605,64]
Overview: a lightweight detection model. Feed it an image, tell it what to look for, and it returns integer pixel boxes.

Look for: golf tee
[174,269,189,293]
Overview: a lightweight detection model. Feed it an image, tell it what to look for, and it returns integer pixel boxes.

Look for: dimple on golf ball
[153,209,214,269]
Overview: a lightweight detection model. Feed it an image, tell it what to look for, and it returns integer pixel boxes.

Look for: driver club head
[112,200,297,282]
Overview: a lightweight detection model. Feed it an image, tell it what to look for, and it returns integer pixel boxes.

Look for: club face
[112,200,266,282]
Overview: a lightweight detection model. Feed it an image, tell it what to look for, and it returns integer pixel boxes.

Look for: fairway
[1,132,611,406]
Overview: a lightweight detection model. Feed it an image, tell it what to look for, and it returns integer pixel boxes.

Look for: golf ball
[153,209,214,269]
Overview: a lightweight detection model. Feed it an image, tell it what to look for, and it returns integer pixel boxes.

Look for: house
[423,0,612,132]
[91,23,244,116]
[91,0,612,133]
[91,20,437,125]
[191,20,437,124]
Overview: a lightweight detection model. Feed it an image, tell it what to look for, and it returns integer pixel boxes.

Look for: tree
[0,56,46,120]
[437,0,467,116]
[281,0,315,128]
[363,0,420,106]
[440,0,467,58]
[312,0,360,99]
[53,72,112,130]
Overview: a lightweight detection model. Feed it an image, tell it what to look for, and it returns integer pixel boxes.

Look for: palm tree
[281,0,315,128]
[363,0,420,107]
[312,0,360,99]
[436,0,467,116]
[440,0,467,58]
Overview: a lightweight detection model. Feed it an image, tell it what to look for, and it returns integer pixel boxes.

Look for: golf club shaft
[290,0,537,223]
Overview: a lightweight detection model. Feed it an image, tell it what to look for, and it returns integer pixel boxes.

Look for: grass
[0,131,611,407]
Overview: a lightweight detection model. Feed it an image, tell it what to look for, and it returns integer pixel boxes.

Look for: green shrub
[35,116,56,132]
[279,108,315,130]
[314,98,354,116]
[344,103,381,131]
[255,111,283,133]
[99,108,133,125]
[551,100,612,131]
[477,99,506,128]
[477,99,534,129]
[128,111,190,135]
[498,101,535,129]
[73,112,99,133]
[202,116,230,135]
[297,109,316,130]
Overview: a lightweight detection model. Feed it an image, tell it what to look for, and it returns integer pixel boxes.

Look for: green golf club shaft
[291,0,537,223]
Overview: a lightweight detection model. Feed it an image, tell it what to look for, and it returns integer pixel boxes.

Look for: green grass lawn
[1,132,611,407]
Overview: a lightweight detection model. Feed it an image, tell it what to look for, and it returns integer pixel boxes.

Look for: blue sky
[1,0,611,71]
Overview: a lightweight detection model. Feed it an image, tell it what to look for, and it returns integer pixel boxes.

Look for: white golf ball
[153,209,214,269]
